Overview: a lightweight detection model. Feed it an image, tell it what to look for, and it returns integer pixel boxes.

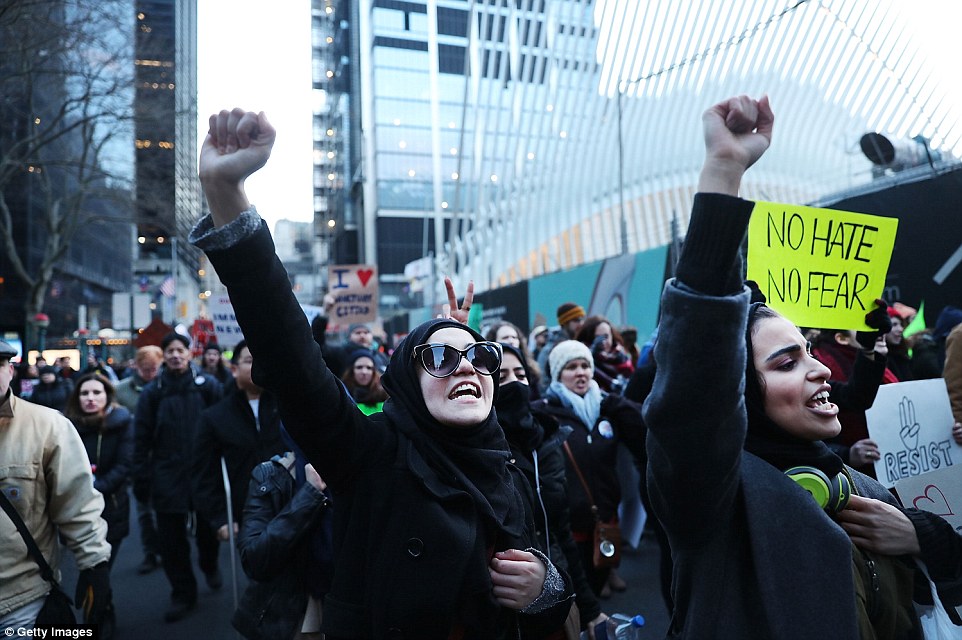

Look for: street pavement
[603,533,670,637]
[59,494,670,639]
[60,511,248,639]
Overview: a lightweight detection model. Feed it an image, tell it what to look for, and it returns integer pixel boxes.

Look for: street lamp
[33,312,50,354]
[326,219,337,266]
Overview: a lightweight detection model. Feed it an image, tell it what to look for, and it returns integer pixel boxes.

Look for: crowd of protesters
[2,94,962,640]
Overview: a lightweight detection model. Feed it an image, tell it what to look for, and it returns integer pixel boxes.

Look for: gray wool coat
[643,193,959,640]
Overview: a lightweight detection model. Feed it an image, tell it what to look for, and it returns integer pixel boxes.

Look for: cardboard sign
[747,202,898,329]
[328,264,378,324]
[894,464,962,534]
[865,379,962,488]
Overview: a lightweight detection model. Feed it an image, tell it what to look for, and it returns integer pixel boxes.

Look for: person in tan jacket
[0,339,112,632]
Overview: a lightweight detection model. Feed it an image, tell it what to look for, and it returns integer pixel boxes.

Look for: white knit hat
[548,340,593,382]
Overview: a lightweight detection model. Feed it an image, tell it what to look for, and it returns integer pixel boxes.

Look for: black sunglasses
[412,342,503,378]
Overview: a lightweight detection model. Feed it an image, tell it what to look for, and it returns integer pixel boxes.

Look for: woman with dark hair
[644,94,962,639]
[485,321,543,394]
[485,320,526,350]
[65,372,132,639]
[496,343,607,637]
[340,350,389,415]
[189,107,573,639]
[200,343,234,386]
[575,317,634,394]
[884,309,915,382]
[65,373,134,567]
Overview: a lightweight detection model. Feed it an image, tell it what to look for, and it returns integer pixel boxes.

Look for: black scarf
[76,412,106,432]
[350,384,373,405]
[743,303,844,478]
[497,381,544,452]
[380,319,525,630]
[495,344,544,452]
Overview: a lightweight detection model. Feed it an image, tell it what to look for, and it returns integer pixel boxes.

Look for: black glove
[856,299,893,351]
[590,334,607,355]
[76,561,111,624]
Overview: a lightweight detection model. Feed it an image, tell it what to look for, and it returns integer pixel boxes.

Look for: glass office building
[337,0,962,310]
[135,0,201,325]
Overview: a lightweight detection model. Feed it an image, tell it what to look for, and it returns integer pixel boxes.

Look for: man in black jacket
[310,294,390,377]
[29,366,74,412]
[192,340,285,545]
[132,332,223,623]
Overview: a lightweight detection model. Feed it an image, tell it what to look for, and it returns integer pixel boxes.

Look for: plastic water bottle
[580,613,646,640]
[605,613,646,639]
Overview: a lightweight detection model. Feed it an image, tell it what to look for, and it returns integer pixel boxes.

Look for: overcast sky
[194,1,962,235]
[196,1,314,232]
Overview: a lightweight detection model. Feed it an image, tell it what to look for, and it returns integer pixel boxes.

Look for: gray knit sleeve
[520,547,569,614]
[188,206,263,251]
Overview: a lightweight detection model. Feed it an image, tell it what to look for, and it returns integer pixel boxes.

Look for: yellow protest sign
[746,202,898,330]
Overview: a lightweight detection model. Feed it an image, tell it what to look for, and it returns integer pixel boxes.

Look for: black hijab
[380,318,524,537]
[495,343,544,452]
[381,320,526,629]
[743,303,844,478]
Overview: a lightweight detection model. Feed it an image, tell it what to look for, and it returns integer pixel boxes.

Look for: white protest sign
[894,464,962,534]
[208,295,327,347]
[209,295,245,347]
[328,264,378,324]
[865,379,962,488]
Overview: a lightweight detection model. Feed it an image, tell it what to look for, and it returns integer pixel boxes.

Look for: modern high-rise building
[312,0,360,301]
[134,0,201,326]
[0,1,135,346]
[322,0,961,321]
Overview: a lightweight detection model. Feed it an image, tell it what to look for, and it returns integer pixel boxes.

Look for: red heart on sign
[357,269,374,287]
[912,484,954,517]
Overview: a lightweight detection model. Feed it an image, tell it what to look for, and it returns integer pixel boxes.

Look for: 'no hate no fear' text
[763,211,880,311]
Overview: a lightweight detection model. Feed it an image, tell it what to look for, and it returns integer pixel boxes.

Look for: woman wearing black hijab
[644,95,962,639]
[190,107,572,639]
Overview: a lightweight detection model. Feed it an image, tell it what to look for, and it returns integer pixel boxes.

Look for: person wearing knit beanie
[534,337,646,599]
[548,340,593,382]
[534,304,588,391]
[556,302,587,339]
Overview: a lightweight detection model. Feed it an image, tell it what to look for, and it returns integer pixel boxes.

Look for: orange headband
[557,305,586,325]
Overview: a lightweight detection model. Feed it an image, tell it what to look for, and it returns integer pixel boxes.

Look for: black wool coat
[132,366,222,512]
[31,379,74,412]
[73,405,134,543]
[199,219,572,640]
[531,392,645,533]
[508,421,602,624]
[645,193,962,640]
[192,385,285,530]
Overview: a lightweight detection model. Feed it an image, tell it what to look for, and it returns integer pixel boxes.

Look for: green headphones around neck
[784,466,852,514]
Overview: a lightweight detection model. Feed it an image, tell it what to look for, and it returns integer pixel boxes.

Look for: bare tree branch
[0,0,135,328]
